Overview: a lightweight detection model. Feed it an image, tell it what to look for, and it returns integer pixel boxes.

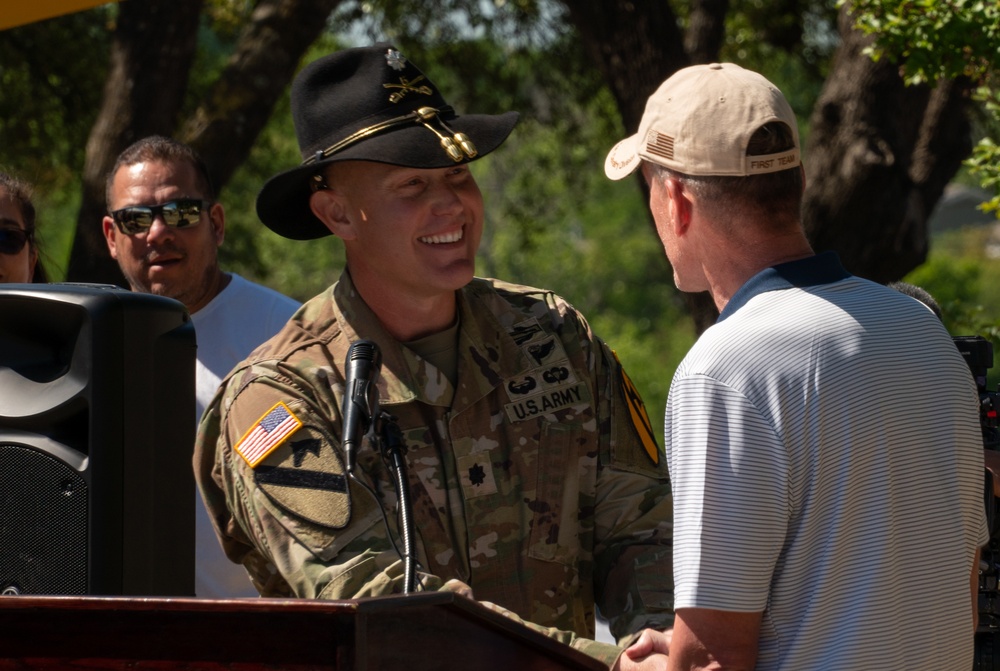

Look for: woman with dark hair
[0,171,47,283]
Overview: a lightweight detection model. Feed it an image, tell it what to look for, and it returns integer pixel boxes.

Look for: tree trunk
[179,0,345,193]
[685,0,729,65]
[802,4,973,283]
[561,0,689,132]
[67,0,204,285]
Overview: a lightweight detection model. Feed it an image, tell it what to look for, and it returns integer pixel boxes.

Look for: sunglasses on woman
[0,227,30,255]
[110,198,208,235]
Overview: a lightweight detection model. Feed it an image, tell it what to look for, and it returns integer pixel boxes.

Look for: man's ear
[310,189,357,241]
[209,202,226,246]
[665,177,693,236]
[101,216,119,259]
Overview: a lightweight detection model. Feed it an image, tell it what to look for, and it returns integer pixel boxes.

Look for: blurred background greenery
[4,1,999,438]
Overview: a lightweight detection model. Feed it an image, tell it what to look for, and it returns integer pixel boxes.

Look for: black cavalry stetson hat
[256,44,520,240]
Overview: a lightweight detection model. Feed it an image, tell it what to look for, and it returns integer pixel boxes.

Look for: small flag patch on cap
[645,130,675,161]
[235,401,303,468]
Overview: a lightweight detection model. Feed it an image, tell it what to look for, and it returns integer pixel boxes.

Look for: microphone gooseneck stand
[340,339,418,595]
[376,412,416,595]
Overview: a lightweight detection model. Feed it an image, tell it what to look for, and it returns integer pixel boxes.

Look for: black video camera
[955,336,1000,671]
[954,336,1000,451]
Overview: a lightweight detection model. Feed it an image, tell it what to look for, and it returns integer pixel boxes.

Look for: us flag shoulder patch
[235,401,303,468]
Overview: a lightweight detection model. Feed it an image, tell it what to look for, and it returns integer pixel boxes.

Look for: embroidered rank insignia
[235,401,303,468]
[614,351,659,465]
[457,452,497,497]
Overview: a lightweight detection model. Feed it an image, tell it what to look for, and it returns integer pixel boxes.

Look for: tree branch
[179,0,345,193]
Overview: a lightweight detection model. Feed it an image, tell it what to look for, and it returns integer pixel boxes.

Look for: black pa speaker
[0,283,196,596]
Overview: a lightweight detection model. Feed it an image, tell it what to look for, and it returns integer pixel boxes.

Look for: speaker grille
[0,444,88,595]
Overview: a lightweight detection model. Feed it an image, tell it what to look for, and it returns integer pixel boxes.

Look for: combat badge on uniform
[503,318,590,423]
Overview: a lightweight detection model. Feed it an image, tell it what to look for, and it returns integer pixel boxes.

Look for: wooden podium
[0,591,609,670]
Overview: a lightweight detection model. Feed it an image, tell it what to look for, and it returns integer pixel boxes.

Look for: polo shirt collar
[718,251,851,323]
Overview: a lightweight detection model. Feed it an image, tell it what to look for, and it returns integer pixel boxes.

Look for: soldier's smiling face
[313,160,484,302]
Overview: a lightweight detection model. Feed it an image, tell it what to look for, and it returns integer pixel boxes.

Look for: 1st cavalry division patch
[613,351,660,465]
[254,423,352,530]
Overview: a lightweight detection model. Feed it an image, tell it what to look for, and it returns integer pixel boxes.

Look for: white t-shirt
[666,253,988,670]
[191,273,300,598]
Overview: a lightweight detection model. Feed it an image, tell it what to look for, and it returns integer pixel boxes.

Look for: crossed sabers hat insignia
[385,75,433,103]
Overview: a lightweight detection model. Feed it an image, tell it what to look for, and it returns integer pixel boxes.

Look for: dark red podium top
[0,591,609,670]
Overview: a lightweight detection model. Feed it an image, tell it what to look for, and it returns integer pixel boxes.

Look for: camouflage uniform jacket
[195,271,674,665]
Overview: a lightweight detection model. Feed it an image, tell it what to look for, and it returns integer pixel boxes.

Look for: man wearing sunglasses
[102,136,301,599]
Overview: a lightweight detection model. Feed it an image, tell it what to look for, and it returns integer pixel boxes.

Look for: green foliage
[0,8,112,183]
[848,0,998,84]
[905,253,983,328]
[334,0,562,50]
[903,226,1000,382]
[30,186,79,282]
[846,0,1000,217]
[725,0,840,73]
[967,87,1000,215]
[0,6,114,279]
[202,0,257,40]
[183,0,263,119]
[217,34,347,302]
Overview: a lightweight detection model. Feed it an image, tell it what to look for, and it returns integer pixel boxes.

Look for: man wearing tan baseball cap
[607,63,986,671]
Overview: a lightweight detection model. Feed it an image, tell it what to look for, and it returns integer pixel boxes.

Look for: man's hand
[612,628,672,670]
[440,578,475,599]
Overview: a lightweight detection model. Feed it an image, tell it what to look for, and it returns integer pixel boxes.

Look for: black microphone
[340,339,382,474]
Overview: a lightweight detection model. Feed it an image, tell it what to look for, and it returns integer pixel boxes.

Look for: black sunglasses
[110,198,209,235]
[0,227,30,255]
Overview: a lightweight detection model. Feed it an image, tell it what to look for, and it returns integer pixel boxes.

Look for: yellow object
[0,1,118,31]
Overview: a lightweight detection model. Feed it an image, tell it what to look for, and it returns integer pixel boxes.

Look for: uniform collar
[332,273,533,411]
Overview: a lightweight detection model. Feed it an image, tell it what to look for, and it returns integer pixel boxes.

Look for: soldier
[194,44,673,668]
